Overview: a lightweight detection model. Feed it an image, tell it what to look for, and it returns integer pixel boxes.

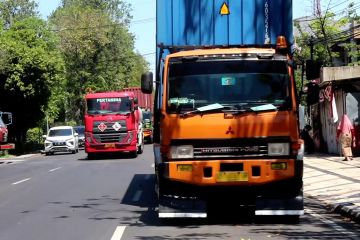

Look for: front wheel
[130,151,138,158]
[137,142,144,154]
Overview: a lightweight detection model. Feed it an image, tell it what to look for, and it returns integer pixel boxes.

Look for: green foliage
[50,0,149,123]
[294,12,348,66]
[26,127,43,144]
[0,16,65,147]
[0,0,38,27]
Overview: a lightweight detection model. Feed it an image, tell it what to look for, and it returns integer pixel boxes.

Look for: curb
[331,203,360,224]
[307,195,360,224]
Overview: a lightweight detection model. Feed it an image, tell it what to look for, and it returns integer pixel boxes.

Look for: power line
[327,0,349,11]
[131,17,155,25]
[141,52,155,56]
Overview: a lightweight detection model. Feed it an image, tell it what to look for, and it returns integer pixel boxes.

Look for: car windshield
[143,111,152,121]
[48,129,72,137]
[74,126,84,137]
[86,97,132,114]
[0,117,4,128]
[167,60,291,113]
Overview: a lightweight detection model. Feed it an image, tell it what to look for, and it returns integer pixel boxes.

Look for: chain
[264,0,270,44]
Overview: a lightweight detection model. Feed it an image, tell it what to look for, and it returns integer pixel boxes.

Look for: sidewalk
[304,154,360,223]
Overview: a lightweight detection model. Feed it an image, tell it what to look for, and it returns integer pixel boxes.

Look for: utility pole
[313,0,321,16]
[309,36,314,60]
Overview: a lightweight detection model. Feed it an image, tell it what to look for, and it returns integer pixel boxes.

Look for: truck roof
[166,47,277,59]
[85,91,135,99]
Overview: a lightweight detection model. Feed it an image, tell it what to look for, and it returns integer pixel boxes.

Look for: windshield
[87,97,132,114]
[0,117,4,128]
[167,60,291,113]
[74,126,85,136]
[142,111,152,121]
[48,129,72,137]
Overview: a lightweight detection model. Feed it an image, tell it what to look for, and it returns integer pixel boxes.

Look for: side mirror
[1,112,12,125]
[287,60,297,70]
[306,82,319,105]
[42,135,47,139]
[74,133,79,137]
[306,60,322,80]
[141,72,153,94]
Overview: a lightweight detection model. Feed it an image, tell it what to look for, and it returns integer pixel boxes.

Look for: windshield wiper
[180,103,225,118]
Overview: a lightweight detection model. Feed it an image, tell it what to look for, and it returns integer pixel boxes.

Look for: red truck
[0,112,15,152]
[84,91,144,159]
[123,87,153,143]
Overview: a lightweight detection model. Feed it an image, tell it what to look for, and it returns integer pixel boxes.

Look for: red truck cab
[84,92,144,159]
[0,112,15,151]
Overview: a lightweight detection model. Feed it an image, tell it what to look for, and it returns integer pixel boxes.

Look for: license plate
[105,143,115,148]
[216,171,248,182]
[177,164,193,172]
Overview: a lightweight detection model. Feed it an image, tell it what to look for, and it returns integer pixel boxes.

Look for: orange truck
[141,0,304,219]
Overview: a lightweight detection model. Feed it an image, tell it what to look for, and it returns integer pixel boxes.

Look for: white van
[43,126,79,155]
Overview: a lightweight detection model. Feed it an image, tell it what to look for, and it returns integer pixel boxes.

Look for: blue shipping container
[157,0,293,47]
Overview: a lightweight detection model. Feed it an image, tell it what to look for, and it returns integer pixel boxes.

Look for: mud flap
[255,191,304,216]
[158,196,207,218]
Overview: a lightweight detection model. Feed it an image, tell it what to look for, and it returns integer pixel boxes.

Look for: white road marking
[110,226,126,240]
[306,208,354,236]
[150,163,155,168]
[49,167,62,172]
[132,190,142,202]
[12,178,31,185]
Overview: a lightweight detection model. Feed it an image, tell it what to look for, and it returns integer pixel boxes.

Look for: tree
[0,17,65,151]
[294,0,355,67]
[50,0,149,123]
[0,0,38,28]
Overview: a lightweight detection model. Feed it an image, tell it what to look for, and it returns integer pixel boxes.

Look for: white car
[43,126,79,155]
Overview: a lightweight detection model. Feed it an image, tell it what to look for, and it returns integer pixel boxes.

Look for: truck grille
[92,121,129,143]
[93,132,128,143]
[171,138,290,159]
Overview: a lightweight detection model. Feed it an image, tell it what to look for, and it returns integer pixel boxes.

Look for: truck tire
[130,151,138,158]
[137,142,144,154]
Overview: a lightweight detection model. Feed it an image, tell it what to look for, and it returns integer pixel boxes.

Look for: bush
[25,127,44,152]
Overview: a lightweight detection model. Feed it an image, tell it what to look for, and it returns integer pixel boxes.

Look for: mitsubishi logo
[226,126,234,134]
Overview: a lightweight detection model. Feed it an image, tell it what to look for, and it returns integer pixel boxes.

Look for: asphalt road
[0,145,359,240]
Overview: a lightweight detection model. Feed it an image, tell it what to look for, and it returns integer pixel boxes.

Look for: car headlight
[170,145,194,159]
[67,140,74,146]
[45,141,52,147]
[268,143,289,156]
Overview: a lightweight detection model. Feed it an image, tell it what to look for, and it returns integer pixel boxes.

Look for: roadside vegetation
[0,0,148,154]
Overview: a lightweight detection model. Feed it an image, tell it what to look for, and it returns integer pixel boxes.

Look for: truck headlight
[268,143,289,156]
[45,141,52,148]
[170,145,194,159]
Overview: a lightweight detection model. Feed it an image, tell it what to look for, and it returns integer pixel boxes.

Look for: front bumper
[157,159,303,200]
[45,145,76,153]
[85,142,137,153]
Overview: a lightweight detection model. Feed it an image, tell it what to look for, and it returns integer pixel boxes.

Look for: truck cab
[0,112,15,151]
[84,92,144,158]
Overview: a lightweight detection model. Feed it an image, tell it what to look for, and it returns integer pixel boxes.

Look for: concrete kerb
[304,154,360,224]
[332,203,360,224]
[306,194,360,224]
